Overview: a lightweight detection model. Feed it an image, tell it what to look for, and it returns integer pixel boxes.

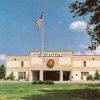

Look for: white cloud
[84,50,94,55]
[0,55,6,61]
[93,46,100,55]
[74,44,94,55]
[79,44,88,49]
[83,46,100,55]
[75,44,100,55]
[79,44,95,55]
[74,50,94,55]
[74,52,83,55]
[70,21,87,31]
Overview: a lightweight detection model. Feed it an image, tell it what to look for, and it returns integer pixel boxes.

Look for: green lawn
[0,83,100,100]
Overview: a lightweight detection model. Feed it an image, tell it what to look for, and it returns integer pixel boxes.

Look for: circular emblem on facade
[47,59,55,68]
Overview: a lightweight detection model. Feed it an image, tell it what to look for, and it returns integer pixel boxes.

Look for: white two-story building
[6,51,100,82]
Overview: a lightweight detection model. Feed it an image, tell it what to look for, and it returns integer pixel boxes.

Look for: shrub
[94,70,100,80]
[38,80,43,84]
[87,75,94,81]
[6,72,15,80]
[32,80,43,84]
[6,75,10,80]
[43,80,54,84]
[32,80,54,85]
[32,81,38,84]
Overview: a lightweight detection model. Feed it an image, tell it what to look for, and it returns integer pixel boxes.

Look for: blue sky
[0,0,91,59]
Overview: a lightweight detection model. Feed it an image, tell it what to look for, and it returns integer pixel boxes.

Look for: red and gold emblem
[47,59,55,68]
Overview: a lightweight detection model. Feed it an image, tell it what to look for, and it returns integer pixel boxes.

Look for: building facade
[6,51,100,82]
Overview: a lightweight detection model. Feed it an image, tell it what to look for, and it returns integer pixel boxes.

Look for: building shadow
[22,84,100,100]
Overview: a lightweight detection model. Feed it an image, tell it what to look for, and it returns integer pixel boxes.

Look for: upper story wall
[73,55,100,67]
[29,51,72,68]
[6,51,73,70]
[6,56,30,67]
[6,51,100,69]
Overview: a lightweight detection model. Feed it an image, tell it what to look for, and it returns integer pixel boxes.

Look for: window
[83,61,86,67]
[21,61,24,67]
[86,72,89,76]
[14,58,16,61]
[81,72,83,79]
[81,72,89,79]
[92,58,94,60]
[24,72,26,79]
[18,72,26,80]
[18,72,21,79]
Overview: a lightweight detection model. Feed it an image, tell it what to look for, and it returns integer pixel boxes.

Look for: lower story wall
[6,70,100,81]
[6,71,30,81]
[71,70,100,81]
[71,71,81,81]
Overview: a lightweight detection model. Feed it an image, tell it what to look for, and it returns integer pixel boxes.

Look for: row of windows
[18,72,26,79]
[81,72,89,76]
[81,72,89,80]
[16,60,87,67]
[21,61,87,67]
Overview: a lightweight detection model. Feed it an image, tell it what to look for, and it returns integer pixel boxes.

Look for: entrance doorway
[43,71,60,81]
[32,71,39,81]
[63,71,70,81]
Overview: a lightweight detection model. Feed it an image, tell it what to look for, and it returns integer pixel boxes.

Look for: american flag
[37,13,43,29]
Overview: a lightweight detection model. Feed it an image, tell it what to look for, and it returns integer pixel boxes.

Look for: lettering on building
[38,52,63,57]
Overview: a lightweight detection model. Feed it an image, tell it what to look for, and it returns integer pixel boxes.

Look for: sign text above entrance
[38,52,63,57]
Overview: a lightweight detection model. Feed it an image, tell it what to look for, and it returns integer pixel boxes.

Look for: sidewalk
[0,80,99,84]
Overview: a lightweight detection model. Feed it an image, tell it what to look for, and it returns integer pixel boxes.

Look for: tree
[6,72,15,80]
[0,64,6,79]
[69,0,100,50]
[94,70,100,80]
[9,72,15,80]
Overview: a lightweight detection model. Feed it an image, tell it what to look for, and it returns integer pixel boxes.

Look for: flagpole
[42,12,44,56]
[37,12,44,81]
[41,12,44,81]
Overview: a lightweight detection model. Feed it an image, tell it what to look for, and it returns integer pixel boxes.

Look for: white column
[60,70,63,82]
[69,71,73,81]
[29,71,33,81]
[40,70,43,81]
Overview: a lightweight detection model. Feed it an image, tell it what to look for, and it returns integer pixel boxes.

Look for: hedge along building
[6,51,100,82]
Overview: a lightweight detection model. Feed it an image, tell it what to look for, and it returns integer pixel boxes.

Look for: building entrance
[43,71,60,81]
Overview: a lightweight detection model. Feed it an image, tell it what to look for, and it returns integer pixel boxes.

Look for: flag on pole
[37,13,43,29]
